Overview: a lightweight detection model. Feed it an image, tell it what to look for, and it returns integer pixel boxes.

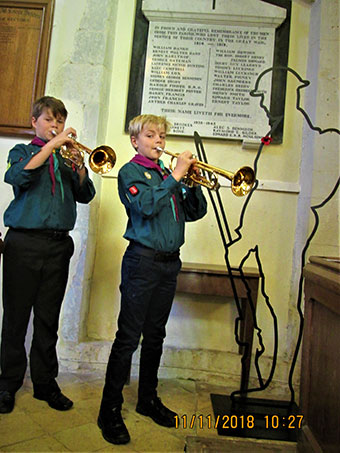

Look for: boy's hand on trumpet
[50,127,77,149]
[171,150,198,182]
[24,128,77,171]
[52,129,85,174]
[68,147,85,169]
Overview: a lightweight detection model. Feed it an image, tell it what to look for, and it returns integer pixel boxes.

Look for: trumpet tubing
[59,134,116,175]
[158,147,255,196]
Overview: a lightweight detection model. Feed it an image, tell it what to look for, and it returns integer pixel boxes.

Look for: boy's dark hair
[32,96,68,120]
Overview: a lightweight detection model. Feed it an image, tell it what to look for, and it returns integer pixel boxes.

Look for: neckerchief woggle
[130,154,179,221]
[31,136,64,202]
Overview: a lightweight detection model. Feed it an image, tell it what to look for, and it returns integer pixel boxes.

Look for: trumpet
[52,131,116,175]
[157,147,255,196]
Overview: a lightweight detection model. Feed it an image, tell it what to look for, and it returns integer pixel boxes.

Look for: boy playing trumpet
[98,114,207,444]
[0,96,95,414]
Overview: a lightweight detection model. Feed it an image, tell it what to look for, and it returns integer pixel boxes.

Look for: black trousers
[101,243,181,409]
[0,229,74,394]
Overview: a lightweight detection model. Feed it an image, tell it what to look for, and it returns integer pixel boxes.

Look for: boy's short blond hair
[128,114,172,138]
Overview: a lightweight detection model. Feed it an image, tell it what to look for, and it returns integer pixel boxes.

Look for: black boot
[0,390,15,414]
[97,406,130,445]
[136,397,177,427]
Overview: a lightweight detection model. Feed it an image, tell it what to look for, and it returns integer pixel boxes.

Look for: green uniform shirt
[4,142,96,230]
[118,158,207,252]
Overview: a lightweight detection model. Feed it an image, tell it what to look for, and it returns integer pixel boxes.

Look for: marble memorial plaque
[141,22,274,140]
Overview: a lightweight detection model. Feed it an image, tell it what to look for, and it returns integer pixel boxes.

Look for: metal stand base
[210,394,300,442]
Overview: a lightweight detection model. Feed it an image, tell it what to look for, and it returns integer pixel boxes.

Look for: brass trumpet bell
[88,145,116,175]
[59,136,116,175]
[158,148,255,196]
[223,166,256,197]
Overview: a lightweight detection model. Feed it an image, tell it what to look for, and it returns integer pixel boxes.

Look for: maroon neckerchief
[130,154,166,176]
[130,154,179,221]
[31,136,57,195]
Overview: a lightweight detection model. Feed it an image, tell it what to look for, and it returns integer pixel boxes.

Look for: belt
[10,228,69,240]
[128,241,180,262]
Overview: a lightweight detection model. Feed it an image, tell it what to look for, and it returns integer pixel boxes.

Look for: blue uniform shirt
[118,156,207,252]
[4,141,96,230]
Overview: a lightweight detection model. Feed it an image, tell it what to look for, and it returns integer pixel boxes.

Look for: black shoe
[34,390,73,411]
[0,390,15,414]
[136,397,177,427]
[97,406,130,445]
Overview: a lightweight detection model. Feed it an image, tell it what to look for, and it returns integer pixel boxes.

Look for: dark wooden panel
[0,0,55,138]
[177,263,259,298]
[299,257,340,453]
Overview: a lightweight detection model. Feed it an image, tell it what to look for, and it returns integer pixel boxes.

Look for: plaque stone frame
[0,0,55,138]
[125,0,291,144]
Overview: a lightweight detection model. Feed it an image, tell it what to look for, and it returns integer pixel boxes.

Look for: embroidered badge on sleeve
[128,185,139,196]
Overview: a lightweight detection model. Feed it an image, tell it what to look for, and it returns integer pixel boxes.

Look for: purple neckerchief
[31,136,56,195]
[130,154,166,177]
[130,154,179,222]
[31,136,47,147]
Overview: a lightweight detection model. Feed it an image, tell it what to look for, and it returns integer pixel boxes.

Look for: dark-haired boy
[0,96,96,414]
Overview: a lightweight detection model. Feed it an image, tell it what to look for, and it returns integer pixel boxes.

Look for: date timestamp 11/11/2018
[174,414,304,430]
